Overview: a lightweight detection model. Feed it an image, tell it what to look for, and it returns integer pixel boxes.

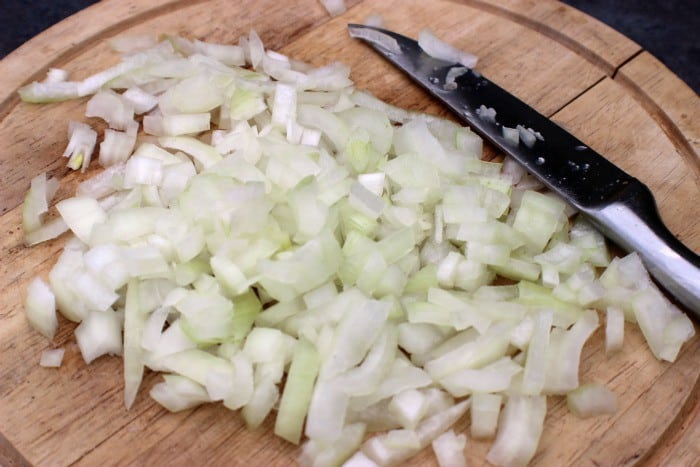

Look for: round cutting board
[0,1,698,465]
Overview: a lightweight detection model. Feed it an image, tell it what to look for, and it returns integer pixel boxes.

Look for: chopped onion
[63,121,97,171]
[74,310,123,364]
[40,348,65,367]
[566,383,617,418]
[19,31,695,467]
[22,172,59,234]
[364,14,385,28]
[348,27,401,55]
[431,430,467,467]
[470,392,502,439]
[418,29,477,68]
[319,0,346,17]
[605,306,624,355]
[486,395,546,467]
[25,277,57,339]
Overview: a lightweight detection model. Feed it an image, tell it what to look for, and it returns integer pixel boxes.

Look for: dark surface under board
[0,0,697,94]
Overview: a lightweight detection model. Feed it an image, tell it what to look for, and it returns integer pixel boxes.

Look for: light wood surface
[0,0,697,465]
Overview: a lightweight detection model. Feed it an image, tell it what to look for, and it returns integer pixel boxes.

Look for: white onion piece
[343,451,379,467]
[363,14,385,28]
[566,383,617,418]
[74,310,123,364]
[24,217,69,246]
[55,196,107,244]
[22,172,59,234]
[25,277,57,339]
[109,35,158,53]
[63,121,97,171]
[150,374,211,412]
[605,306,624,355]
[122,86,158,114]
[388,389,428,429]
[486,395,546,467]
[418,29,477,68]
[348,27,401,55]
[99,129,137,167]
[476,105,496,123]
[86,90,135,130]
[431,430,467,467]
[470,392,502,439]
[40,348,65,367]
[44,68,69,83]
[319,0,346,17]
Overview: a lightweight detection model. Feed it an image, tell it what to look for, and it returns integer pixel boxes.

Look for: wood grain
[0,0,697,466]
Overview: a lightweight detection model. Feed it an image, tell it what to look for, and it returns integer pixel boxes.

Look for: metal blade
[347,24,634,211]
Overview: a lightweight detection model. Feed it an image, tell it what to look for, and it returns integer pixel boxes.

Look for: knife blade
[348,24,700,317]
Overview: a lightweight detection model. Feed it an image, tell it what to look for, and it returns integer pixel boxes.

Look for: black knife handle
[585,180,700,319]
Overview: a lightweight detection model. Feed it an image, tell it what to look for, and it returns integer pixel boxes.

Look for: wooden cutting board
[0,0,698,465]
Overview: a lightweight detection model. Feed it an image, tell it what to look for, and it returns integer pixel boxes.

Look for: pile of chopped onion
[21,29,694,467]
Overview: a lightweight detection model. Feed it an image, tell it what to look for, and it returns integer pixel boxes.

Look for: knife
[348,24,700,318]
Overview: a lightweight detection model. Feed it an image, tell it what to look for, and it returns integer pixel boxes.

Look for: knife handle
[586,181,700,319]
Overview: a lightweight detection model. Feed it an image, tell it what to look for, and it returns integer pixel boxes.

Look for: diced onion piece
[242,377,279,428]
[566,383,617,418]
[319,0,346,17]
[501,126,519,146]
[123,279,146,409]
[19,81,81,103]
[486,395,546,467]
[74,310,123,364]
[348,27,401,55]
[24,218,69,246]
[299,423,365,467]
[388,389,428,429]
[605,306,624,355]
[22,172,59,234]
[109,35,158,53]
[56,196,107,244]
[363,14,385,28]
[40,348,65,368]
[150,374,211,412]
[476,105,496,123]
[543,310,599,394]
[144,113,211,136]
[122,86,158,114]
[158,136,222,168]
[521,310,553,395]
[63,121,97,171]
[25,277,57,339]
[86,90,135,130]
[512,190,566,254]
[99,129,137,167]
[343,451,379,467]
[517,125,537,148]
[275,338,320,444]
[418,29,477,68]
[193,39,245,66]
[470,393,502,439]
[45,68,69,83]
[431,430,467,467]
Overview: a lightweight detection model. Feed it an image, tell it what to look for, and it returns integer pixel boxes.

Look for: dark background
[0,0,697,94]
